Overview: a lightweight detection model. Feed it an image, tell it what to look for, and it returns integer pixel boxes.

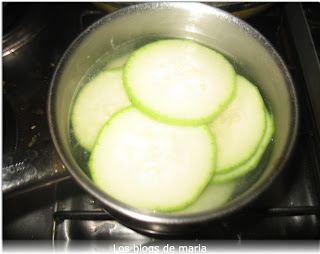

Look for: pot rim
[47,2,299,234]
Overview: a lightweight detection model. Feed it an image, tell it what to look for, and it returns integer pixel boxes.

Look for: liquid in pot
[68,36,274,214]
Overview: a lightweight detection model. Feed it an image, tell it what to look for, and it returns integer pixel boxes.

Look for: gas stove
[2,2,320,252]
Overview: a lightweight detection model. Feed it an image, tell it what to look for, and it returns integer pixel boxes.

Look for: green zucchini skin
[180,180,236,213]
[89,106,216,212]
[123,39,236,126]
[212,108,274,183]
[70,38,275,211]
[209,75,267,174]
[71,68,131,152]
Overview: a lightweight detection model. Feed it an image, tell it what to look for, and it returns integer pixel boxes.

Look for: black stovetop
[2,2,320,251]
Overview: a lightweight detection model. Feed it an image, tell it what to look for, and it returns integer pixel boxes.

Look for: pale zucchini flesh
[71,68,131,152]
[208,75,267,174]
[70,39,275,212]
[212,109,274,183]
[180,180,236,213]
[123,39,236,126]
[89,106,216,212]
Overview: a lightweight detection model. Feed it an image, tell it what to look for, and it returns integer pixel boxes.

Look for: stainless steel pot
[48,2,299,235]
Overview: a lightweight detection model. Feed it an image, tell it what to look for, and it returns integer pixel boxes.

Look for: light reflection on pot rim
[47,2,299,235]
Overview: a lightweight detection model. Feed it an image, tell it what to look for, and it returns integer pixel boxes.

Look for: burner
[2,3,49,57]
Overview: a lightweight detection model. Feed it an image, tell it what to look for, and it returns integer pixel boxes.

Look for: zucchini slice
[89,106,216,212]
[181,180,236,213]
[208,75,267,174]
[123,39,236,126]
[71,68,131,152]
[212,109,274,183]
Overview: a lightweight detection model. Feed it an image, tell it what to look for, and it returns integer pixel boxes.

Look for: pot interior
[48,2,298,230]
